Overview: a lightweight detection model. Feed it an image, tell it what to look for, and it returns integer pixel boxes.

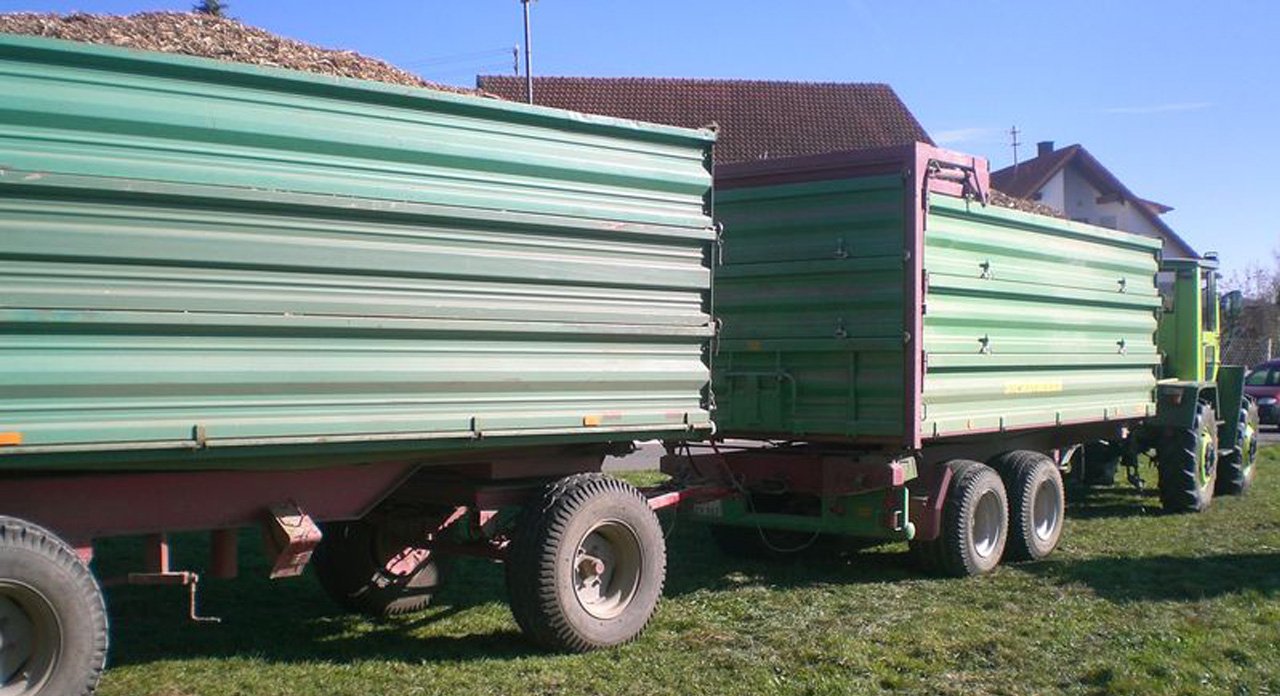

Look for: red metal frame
[0,460,417,550]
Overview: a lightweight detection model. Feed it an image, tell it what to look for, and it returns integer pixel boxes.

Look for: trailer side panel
[0,35,715,469]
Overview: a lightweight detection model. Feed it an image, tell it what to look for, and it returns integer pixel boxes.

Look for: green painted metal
[1216,365,1246,448]
[1152,382,1205,429]
[921,197,1162,439]
[712,174,907,440]
[686,488,914,540]
[0,34,715,470]
[711,145,1163,446]
[1157,257,1220,384]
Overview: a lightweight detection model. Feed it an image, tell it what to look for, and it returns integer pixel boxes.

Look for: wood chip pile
[989,189,1066,219]
[0,11,476,94]
[0,12,1071,224]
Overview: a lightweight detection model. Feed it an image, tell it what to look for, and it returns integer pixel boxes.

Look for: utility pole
[1010,125,1022,172]
[521,0,534,104]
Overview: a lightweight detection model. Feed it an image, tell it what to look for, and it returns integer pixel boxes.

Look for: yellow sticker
[1003,380,1064,395]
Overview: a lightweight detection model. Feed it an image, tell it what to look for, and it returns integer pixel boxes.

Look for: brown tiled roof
[477,76,932,164]
[991,144,1196,258]
[990,145,1078,199]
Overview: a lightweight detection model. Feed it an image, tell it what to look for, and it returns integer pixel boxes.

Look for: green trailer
[667,143,1258,576]
[0,34,716,694]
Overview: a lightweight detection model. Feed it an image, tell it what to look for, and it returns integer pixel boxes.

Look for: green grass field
[96,447,1280,696]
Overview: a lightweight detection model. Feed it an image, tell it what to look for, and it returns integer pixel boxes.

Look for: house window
[1099,215,1118,229]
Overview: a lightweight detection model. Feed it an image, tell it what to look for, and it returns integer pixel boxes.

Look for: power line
[401,47,512,69]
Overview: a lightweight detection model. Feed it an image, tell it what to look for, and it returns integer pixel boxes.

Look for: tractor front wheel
[1216,402,1260,496]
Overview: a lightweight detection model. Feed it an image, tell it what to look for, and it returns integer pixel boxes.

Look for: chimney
[1037,141,1054,157]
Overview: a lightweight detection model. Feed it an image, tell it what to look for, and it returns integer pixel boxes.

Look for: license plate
[690,499,723,518]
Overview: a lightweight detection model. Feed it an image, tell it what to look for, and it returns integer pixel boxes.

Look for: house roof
[476,76,932,164]
[990,144,1198,258]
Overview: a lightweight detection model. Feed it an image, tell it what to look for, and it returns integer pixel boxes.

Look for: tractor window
[1156,271,1176,312]
[1201,270,1217,331]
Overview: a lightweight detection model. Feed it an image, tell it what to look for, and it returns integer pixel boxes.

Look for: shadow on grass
[660,520,916,597]
[1063,481,1167,520]
[1024,551,1280,602]
[97,522,918,669]
[97,532,539,669]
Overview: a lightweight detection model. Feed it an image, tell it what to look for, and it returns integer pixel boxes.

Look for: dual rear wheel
[911,452,1064,577]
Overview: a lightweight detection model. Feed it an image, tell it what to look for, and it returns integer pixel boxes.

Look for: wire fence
[1223,335,1274,369]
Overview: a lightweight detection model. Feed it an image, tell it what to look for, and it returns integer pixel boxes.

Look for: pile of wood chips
[0,11,475,94]
[988,189,1065,218]
[0,12,1073,223]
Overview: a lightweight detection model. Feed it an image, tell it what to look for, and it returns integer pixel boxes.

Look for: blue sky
[4,0,1277,283]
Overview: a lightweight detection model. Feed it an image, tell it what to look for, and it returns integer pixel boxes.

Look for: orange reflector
[582,415,602,427]
[0,432,22,446]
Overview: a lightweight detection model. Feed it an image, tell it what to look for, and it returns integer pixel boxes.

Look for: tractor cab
[1156,254,1220,383]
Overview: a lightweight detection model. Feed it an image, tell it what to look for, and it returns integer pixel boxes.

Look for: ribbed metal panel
[711,144,1161,448]
[0,35,715,469]
[712,175,907,439]
[921,197,1162,438]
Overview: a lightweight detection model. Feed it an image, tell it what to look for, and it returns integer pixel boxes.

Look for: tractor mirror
[1220,290,1244,319]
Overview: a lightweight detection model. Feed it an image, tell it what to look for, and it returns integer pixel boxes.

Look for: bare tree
[1222,248,1280,366]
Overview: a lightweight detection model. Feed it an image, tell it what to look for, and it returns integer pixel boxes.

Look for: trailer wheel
[991,451,1064,562]
[312,517,447,617]
[0,516,107,696]
[1157,402,1218,513]
[505,473,665,652]
[1216,403,1260,496]
[913,460,1008,577]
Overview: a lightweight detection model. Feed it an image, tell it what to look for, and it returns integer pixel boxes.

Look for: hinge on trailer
[921,270,930,315]
[926,158,988,205]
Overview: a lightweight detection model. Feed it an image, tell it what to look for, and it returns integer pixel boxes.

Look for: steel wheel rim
[1032,478,1061,542]
[1198,428,1217,488]
[1244,423,1258,474]
[572,519,642,620]
[971,490,1004,559]
[0,581,61,696]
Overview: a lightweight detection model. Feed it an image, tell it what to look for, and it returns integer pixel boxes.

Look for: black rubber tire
[312,518,446,617]
[707,524,821,561]
[1157,402,1219,513]
[1216,403,1260,496]
[0,516,108,696]
[505,473,666,652]
[912,460,1008,577]
[1072,441,1120,487]
[991,450,1064,562]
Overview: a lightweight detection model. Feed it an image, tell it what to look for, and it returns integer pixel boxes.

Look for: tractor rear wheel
[1157,402,1219,513]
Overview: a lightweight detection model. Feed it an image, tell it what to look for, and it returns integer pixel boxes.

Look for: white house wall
[1047,166,1165,245]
